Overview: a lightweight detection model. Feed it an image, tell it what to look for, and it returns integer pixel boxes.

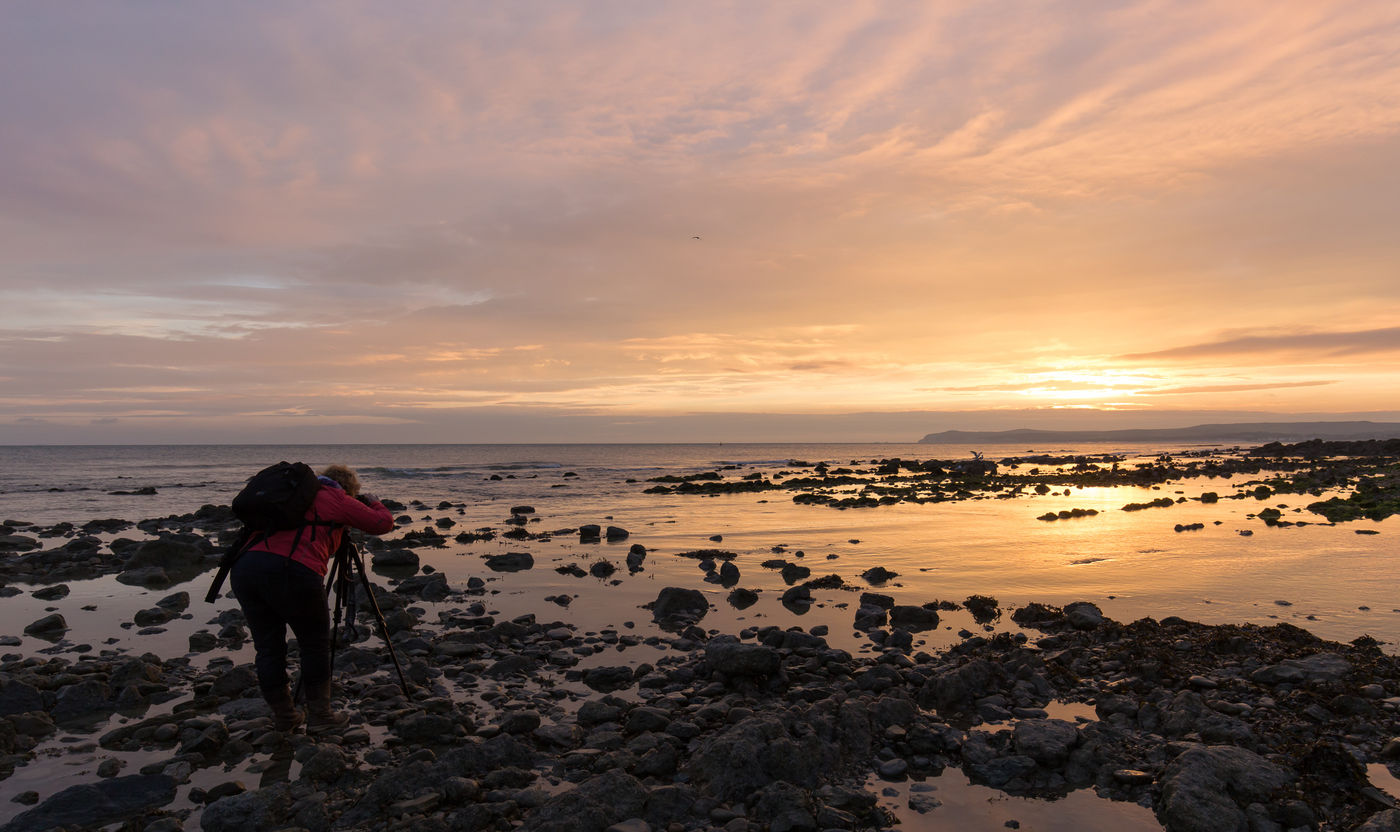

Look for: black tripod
[322,537,412,697]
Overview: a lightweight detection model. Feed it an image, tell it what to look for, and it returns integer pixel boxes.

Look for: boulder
[156,591,190,612]
[0,534,39,552]
[210,664,258,698]
[22,613,67,638]
[371,548,420,568]
[918,659,997,714]
[52,679,112,724]
[854,604,888,630]
[859,592,895,609]
[650,587,708,625]
[861,566,898,584]
[519,769,647,832]
[393,713,456,744]
[30,585,69,601]
[727,588,758,609]
[396,572,450,600]
[484,552,534,572]
[1356,810,1400,832]
[1156,745,1293,832]
[134,607,175,627]
[582,666,636,693]
[780,563,811,584]
[889,605,939,630]
[1249,652,1351,686]
[0,774,176,832]
[686,715,823,802]
[122,536,212,574]
[200,782,293,832]
[114,566,171,588]
[1063,601,1104,629]
[1012,719,1080,766]
[751,780,817,832]
[780,586,812,611]
[0,676,44,716]
[704,637,781,678]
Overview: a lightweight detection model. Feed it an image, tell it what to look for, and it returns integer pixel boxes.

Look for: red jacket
[249,485,395,576]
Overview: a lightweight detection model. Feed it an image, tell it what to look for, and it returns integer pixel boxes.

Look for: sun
[1017,369,1161,402]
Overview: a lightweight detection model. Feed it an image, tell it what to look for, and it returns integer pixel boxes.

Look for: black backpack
[232,461,321,531]
[205,461,331,602]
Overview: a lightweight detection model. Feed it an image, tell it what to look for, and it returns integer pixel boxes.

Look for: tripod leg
[310,555,347,704]
[348,546,412,697]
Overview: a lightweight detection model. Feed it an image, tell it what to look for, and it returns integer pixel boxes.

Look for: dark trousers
[230,549,331,697]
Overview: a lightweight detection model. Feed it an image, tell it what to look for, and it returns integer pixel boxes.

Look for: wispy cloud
[1,2,1398,439]
[1136,380,1336,395]
[1124,328,1400,362]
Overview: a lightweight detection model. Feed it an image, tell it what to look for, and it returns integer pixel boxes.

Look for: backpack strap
[204,527,255,603]
[283,510,342,558]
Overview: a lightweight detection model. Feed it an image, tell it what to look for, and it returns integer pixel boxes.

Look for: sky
[2,1,1399,443]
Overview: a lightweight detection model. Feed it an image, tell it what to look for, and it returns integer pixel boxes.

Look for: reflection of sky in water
[0,443,1394,657]
[867,771,1161,832]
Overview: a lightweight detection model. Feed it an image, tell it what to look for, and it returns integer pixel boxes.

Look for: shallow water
[866,771,1161,832]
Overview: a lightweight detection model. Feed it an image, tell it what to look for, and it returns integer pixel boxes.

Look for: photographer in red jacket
[230,464,394,732]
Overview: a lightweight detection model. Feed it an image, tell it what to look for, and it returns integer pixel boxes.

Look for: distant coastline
[918,420,1400,445]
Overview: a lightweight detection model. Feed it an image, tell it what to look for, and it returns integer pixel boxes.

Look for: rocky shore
[2,447,1399,832]
[1,566,1399,830]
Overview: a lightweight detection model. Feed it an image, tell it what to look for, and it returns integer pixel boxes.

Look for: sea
[0,442,1396,828]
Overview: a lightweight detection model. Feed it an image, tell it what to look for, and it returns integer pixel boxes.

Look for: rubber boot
[265,686,304,733]
[305,679,350,735]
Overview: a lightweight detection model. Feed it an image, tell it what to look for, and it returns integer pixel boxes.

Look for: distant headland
[918,420,1400,445]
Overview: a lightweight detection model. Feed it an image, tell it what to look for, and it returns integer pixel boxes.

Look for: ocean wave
[484,462,564,471]
[359,466,474,479]
[359,461,566,478]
